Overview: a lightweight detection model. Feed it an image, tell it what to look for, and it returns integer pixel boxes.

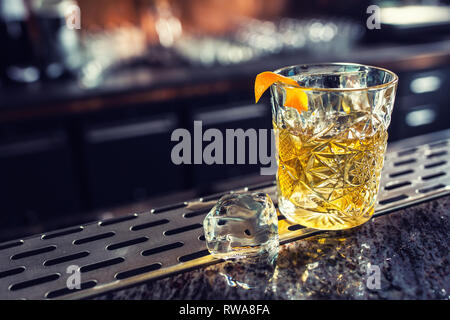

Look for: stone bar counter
[97,195,450,300]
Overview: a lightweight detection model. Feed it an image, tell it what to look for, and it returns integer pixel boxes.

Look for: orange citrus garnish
[255,71,308,113]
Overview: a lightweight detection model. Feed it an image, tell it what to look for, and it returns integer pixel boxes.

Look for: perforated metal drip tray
[1,130,450,300]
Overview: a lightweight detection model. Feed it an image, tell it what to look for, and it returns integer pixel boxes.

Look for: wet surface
[96,196,450,300]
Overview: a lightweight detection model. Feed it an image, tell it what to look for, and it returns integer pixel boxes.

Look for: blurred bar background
[0,0,449,241]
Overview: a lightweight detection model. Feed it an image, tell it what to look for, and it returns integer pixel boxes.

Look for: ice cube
[203,192,279,260]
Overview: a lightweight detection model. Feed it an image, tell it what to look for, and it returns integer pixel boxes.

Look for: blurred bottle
[153,0,182,47]
[0,0,40,85]
[31,0,82,80]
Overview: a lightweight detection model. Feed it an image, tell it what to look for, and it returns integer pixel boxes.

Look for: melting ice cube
[203,192,279,260]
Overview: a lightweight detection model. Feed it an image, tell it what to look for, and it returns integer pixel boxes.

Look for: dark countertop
[96,195,450,300]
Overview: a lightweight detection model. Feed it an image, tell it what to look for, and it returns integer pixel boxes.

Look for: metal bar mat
[1,130,449,300]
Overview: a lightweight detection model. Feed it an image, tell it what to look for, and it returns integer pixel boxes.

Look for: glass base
[279,198,374,231]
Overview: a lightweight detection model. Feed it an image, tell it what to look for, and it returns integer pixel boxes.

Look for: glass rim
[273,62,399,92]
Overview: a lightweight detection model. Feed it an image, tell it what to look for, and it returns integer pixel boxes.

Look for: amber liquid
[276,126,388,230]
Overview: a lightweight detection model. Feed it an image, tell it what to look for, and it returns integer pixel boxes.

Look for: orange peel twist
[254,71,308,113]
